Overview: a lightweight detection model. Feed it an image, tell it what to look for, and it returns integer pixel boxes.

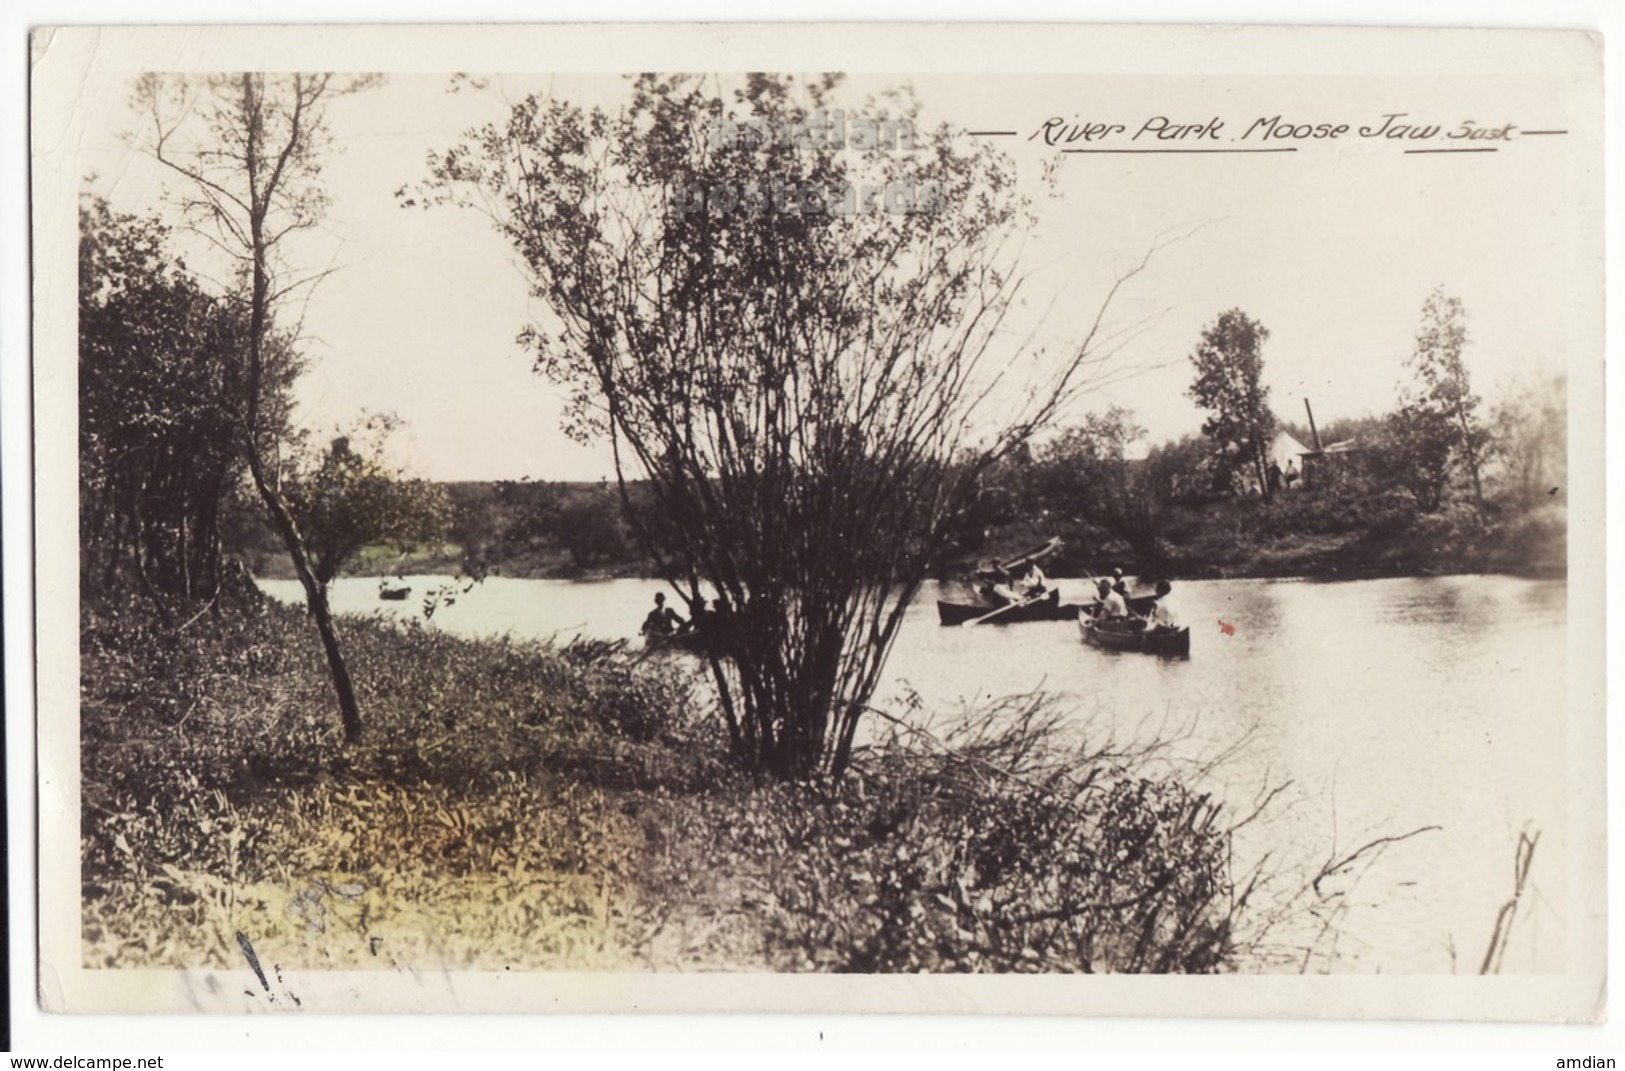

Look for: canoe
[937,587,1159,626]
[644,628,701,652]
[1078,614,1191,657]
[936,588,1079,626]
[378,585,411,601]
[643,628,732,657]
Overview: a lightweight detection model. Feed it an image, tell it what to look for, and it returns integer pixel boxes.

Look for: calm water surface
[262,572,1566,974]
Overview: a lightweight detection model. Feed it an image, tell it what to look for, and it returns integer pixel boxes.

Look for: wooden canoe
[937,586,1159,626]
[936,588,1079,626]
[1078,614,1191,657]
[643,627,735,657]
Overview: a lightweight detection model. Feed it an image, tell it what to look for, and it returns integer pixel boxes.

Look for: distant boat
[1078,614,1190,657]
[379,583,411,601]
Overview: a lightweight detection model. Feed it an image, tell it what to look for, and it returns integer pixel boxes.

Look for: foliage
[282,417,454,585]
[1188,309,1277,499]
[1031,408,1171,568]
[1487,372,1566,509]
[547,485,629,570]
[1370,401,1458,512]
[1403,287,1488,507]
[78,196,298,600]
[647,698,1241,973]
[412,73,1162,780]
[462,479,641,575]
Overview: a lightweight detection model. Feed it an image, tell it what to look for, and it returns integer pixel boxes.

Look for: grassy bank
[81,589,1270,974]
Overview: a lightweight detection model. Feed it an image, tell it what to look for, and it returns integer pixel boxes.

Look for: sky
[66,46,1590,483]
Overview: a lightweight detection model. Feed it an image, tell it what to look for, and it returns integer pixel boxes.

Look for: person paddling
[1018,557,1048,599]
[987,565,1023,607]
[641,591,687,637]
[1095,578,1130,620]
[1148,579,1181,633]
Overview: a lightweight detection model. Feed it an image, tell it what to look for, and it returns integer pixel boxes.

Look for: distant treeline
[236,408,1566,586]
[942,392,1566,583]
[233,296,1567,587]
[234,479,657,581]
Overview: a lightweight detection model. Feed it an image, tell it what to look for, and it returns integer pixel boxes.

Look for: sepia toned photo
[29,23,1605,1018]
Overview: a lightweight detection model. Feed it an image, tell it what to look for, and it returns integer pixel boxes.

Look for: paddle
[996,536,1062,574]
[1078,567,1107,618]
[961,591,1045,627]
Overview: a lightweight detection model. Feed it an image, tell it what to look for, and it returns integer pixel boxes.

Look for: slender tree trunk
[244,446,363,742]
[229,72,360,743]
[1456,405,1484,508]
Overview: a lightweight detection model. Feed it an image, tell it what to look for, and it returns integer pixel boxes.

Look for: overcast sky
[70,57,1586,481]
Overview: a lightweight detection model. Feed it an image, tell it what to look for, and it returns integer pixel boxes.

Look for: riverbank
[81,589,1269,974]
[238,479,1565,587]
[257,507,1566,588]
[949,497,1566,584]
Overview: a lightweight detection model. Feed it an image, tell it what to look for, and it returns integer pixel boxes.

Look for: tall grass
[82,591,714,970]
[82,589,1350,974]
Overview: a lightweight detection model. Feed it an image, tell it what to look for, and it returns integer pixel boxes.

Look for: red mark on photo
[1218,619,1236,636]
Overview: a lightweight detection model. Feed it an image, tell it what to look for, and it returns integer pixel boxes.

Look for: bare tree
[129,72,381,742]
[412,73,1168,780]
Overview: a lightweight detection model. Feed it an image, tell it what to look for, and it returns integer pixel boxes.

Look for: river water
[261,572,1567,974]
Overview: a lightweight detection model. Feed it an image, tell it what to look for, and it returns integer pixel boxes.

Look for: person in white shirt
[1019,559,1048,598]
[1148,579,1181,632]
[1095,578,1129,619]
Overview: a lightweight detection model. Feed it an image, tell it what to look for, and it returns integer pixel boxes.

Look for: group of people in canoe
[974,541,1183,637]
[981,558,1050,606]
[640,589,740,650]
[638,539,1183,649]
[1091,574,1182,633]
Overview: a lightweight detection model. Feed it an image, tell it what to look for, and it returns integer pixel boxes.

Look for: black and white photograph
[25,21,1606,1022]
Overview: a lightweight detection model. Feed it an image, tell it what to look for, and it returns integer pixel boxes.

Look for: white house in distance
[1266,429,1311,471]
[1238,429,1313,494]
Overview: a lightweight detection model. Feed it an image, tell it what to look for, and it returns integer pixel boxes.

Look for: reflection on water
[261,572,1568,974]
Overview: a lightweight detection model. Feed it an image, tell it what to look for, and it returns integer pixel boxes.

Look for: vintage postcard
[29,23,1604,1019]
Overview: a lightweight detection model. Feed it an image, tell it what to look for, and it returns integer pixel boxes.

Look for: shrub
[635,695,1244,973]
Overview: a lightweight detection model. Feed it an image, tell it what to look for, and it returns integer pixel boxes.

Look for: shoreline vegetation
[239,478,1567,586]
[83,582,1355,974]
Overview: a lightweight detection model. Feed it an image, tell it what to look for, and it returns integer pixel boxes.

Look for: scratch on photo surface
[236,930,270,992]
